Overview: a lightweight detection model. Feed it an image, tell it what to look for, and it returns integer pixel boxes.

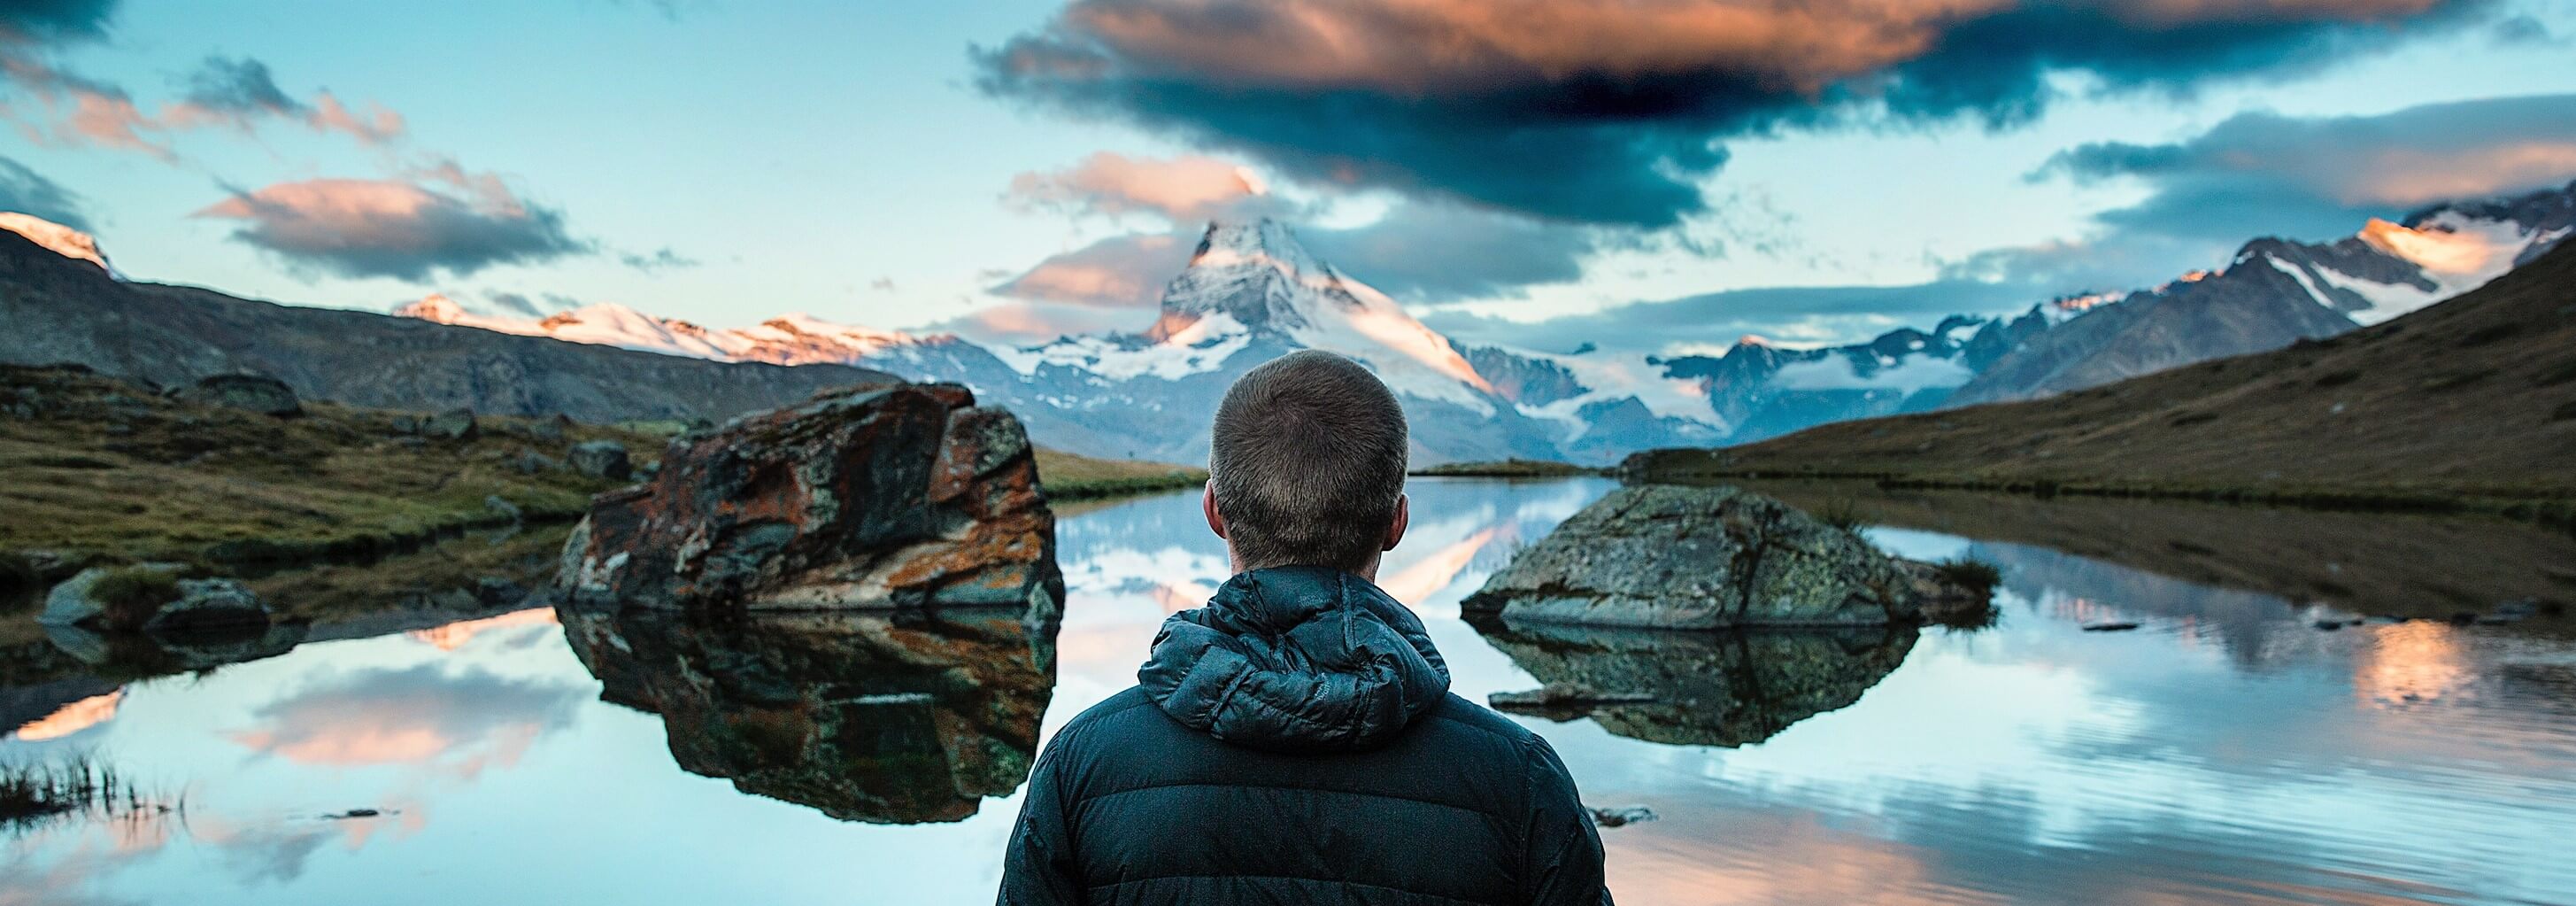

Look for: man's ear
[1381,493,1409,552]
[1201,483,1229,540]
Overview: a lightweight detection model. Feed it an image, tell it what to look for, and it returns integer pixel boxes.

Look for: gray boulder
[180,374,301,416]
[423,407,478,441]
[42,567,270,633]
[143,578,272,632]
[567,440,633,480]
[1463,484,1918,628]
[40,562,186,628]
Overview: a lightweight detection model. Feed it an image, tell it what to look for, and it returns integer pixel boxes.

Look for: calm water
[7,477,2576,904]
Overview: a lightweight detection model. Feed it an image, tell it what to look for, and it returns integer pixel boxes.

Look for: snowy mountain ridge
[377,182,2575,463]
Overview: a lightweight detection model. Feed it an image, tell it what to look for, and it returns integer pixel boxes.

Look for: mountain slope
[1945,186,2573,406]
[1635,239,2576,502]
[0,230,900,424]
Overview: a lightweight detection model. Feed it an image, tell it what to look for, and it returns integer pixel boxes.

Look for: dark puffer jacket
[998,566,1610,905]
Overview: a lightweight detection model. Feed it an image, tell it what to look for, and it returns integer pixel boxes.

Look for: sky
[4,0,2574,356]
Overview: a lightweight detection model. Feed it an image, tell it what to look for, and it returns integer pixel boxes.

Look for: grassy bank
[1411,459,1608,478]
[0,365,653,574]
[1034,448,1207,500]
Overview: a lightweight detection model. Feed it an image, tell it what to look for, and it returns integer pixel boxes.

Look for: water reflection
[4,479,2575,905]
[558,605,1058,824]
[1473,620,1916,747]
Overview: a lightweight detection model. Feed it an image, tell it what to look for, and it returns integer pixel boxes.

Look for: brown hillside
[1637,240,2576,503]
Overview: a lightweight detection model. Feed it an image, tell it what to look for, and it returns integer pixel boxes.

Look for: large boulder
[1463,484,1921,628]
[177,373,301,416]
[557,383,1061,613]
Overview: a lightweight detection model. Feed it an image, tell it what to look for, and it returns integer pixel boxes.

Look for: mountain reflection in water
[4,476,2574,904]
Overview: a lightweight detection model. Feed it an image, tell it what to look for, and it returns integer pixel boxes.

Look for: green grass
[0,755,171,829]
[1813,498,1866,534]
[1932,557,2002,594]
[1410,459,1606,478]
[1035,448,1207,500]
[0,365,652,569]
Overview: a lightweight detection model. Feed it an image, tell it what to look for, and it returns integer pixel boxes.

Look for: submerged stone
[1469,618,1915,747]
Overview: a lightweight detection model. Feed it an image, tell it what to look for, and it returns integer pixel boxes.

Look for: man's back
[998,567,1608,905]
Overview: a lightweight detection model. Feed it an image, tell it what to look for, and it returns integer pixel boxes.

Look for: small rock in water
[1588,806,1657,828]
[2082,622,2141,632]
[327,809,382,819]
[1490,683,1657,711]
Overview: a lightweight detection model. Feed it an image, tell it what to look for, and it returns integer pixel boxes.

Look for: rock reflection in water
[1473,618,1914,747]
[559,605,1057,824]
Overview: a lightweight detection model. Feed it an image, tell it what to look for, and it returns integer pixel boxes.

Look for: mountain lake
[5,476,2573,904]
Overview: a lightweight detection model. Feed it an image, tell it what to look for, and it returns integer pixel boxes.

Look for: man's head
[1204,350,1411,577]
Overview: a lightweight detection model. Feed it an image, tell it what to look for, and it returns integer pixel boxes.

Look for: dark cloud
[2032,93,2576,246]
[617,246,698,271]
[0,153,88,228]
[1423,280,2033,355]
[0,0,117,44]
[178,55,302,117]
[1301,204,1599,302]
[975,0,2495,228]
[195,176,590,283]
[485,290,549,317]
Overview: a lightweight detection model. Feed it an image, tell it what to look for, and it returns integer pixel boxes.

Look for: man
[999,350,1611,905]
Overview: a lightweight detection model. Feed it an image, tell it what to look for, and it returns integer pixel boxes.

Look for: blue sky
[4,0,2574,355]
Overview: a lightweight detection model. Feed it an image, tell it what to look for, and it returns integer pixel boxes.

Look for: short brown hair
[1209,351,1409,572]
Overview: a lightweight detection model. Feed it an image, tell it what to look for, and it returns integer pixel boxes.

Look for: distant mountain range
[1633,234,2576,502]
[4,182,2571,465]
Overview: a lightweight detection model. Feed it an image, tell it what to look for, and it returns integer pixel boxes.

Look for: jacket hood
[1138,566,1452,753]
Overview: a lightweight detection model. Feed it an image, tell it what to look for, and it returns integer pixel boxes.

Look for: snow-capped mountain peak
[0,213,120,279]
[1134,218,1495,404]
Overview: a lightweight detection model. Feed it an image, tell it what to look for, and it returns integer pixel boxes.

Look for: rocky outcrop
[1463,484,1932,628]
[557,383,1062,613]
[1474,619,1915,747]
[176,373,300,416]
[558,605,1057,824]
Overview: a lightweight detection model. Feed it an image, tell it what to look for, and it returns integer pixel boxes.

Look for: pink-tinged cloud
[1009,151,1269,221]
[0,52,405,155]
[226,662,583,777]
[990,230,1192,308]
[2031,94,2576,251]
[195,173,588,282]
